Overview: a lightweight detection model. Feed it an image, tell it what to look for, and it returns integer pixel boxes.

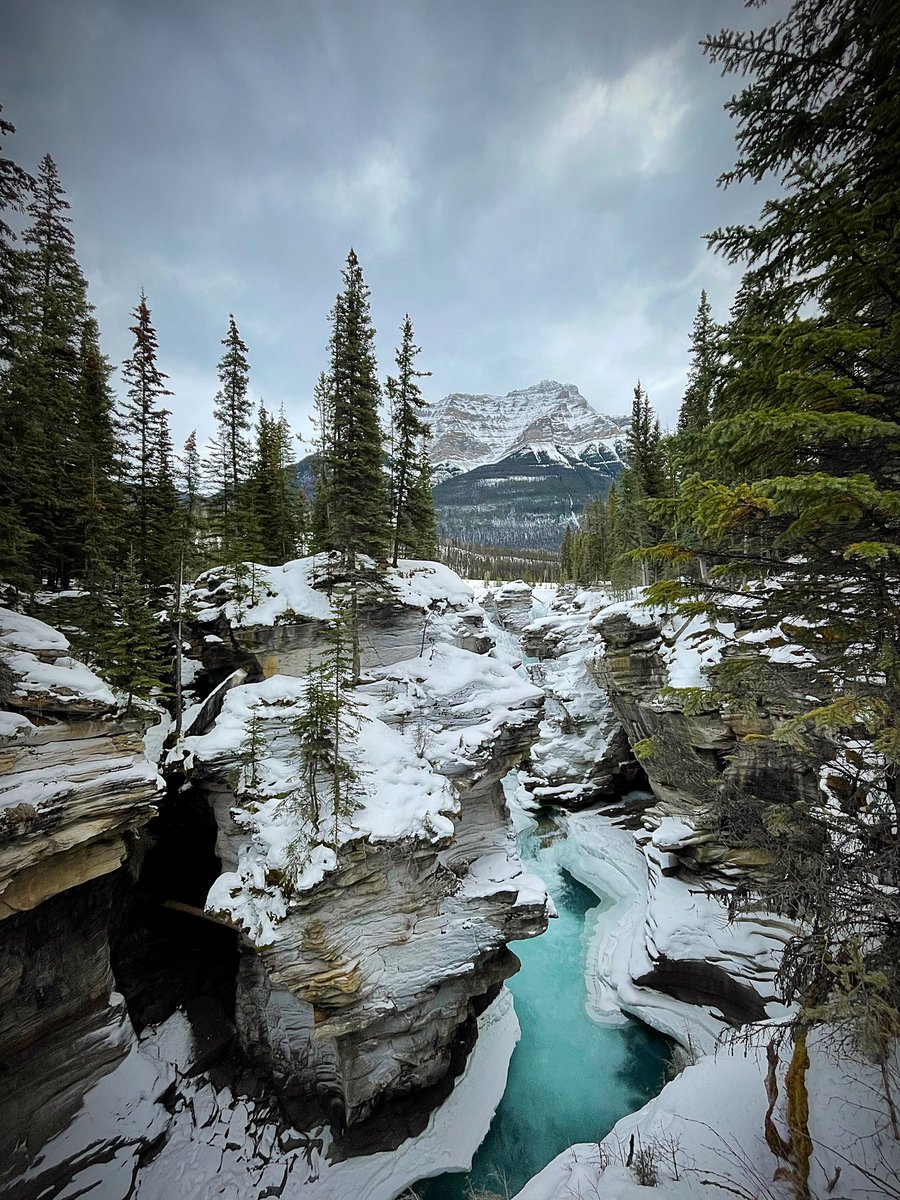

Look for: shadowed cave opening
[110,782,241,1078]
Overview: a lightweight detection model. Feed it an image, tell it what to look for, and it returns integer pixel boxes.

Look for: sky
[2,0,778,451]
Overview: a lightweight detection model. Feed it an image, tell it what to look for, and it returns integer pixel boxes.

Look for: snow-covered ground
[20,988,521,1200]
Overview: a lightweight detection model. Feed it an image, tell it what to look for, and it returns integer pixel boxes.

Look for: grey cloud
[3,0,773,448]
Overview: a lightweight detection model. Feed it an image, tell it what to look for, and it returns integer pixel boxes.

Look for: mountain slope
[428,382,627,551]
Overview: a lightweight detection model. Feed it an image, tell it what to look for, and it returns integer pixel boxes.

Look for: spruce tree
[674,290,719,477]
[249,402,305,564]
[144,408,179,587]
[616,383,667,585]
[71,317,126,588]
[120,291,173,583]
[177,430,205,576]
[645,0,900,1081]
[387,314,434,564]
[405,444,438,560]
[310,372,334,553]
[314,250,389,563]
[0,106,33,369]
[94,552,168,716]
[0,109,35,586]
[209,314,253,554]
[5,155,91,587]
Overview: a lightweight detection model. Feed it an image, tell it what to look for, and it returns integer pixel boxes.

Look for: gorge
[1,563,898,1200]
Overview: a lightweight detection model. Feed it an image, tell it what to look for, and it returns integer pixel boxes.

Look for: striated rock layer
[182,557,551,1144]
[0,607,164,1197]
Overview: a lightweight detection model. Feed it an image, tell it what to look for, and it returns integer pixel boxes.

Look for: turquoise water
[418,817,670,1199]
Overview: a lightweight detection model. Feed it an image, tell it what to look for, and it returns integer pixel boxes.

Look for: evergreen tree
[94,552,168,715]
[238,711,269,795]
[172,430,205,737]
[120,291,173,583]
[405,444,438,560]
[616,383,667,585]
[310,371,333,553]
[0,109,35,586]
[249,402,305,564]
[676,290,718,434]
[314,250,389,562]
[177,430,205,576]
[645,0,900,1116]
[287,603,361,867]
[71,317,127,588]
[3,154,91,587]
[209,314,253,554]
[387,314,435,564]
[144,408,179,587]
[674,290,720,478]
[0,105,33,369]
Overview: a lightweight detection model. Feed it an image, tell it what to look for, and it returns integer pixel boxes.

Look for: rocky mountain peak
[426,381,627,478]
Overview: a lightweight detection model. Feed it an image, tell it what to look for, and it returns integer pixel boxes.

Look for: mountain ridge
[425,380,628,481]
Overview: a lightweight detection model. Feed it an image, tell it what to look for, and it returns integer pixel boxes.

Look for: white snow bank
[390,558,475,608]
[189,674,460,944]
[192,556,336,627]
[554,809,791,1051]
[190,555,474,630]
[0,606,116,708]
[131,988,520,1200]
[0,608,69,652]
[515,1027,900,1200]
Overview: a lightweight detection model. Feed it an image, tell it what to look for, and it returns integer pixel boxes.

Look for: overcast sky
[2,0,775,450]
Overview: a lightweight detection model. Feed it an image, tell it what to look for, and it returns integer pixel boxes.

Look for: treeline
[572,0,900,1135]
[440,538,560,583]
[0,112,437,704]
[560,376,673,588]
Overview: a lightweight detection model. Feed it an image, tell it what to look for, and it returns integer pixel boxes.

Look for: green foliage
[313,250,390,563]
[643,0,900,1054]
[93,552,168,715]
[805,943,900,1065]
[632,737,658,763]
[206,314,256,557]
[120,291,176,586]
[388,314,437,564]
[285,604,363,873]
[238,711,269,794]
[248,402,305,565]
[658,685,720,717]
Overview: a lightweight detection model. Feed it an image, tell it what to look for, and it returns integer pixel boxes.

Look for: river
[416,807,670,1199]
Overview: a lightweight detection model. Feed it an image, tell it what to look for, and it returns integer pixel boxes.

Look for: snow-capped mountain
[428,381,629,551]
[426,380,628,481]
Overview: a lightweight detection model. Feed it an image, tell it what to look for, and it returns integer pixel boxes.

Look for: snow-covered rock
[593,596,831,841]
[481,580,534,634]
[179,556,550,1140]
[0,608,164,1196]
[0,607,160,917]
[520,588,640,807]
